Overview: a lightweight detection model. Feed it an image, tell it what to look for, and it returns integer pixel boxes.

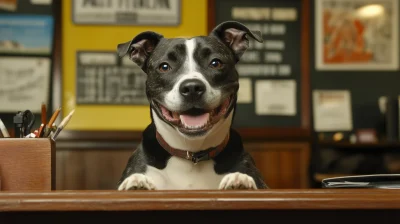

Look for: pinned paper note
[237,78,252,104]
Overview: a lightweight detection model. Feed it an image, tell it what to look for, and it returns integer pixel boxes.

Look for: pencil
[0,118,10,138]
[37,124,45,138]
[51,109,75,141]
[36,103,47,138]
[44,107,61,137]
[41,103,47,125]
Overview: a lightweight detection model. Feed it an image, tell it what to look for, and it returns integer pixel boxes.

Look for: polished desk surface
[0,189,400,210]
[1,189,400,223]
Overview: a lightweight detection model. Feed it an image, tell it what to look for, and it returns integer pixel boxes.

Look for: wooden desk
[1,190,400,223]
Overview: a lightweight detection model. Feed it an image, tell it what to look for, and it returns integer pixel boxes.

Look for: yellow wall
[62,0,208,130]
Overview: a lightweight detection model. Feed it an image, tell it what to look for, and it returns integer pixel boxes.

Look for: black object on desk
[13,110,35,138]
[322,174,400,189]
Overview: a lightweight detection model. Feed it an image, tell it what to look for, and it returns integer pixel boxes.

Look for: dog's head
[117,21,263,137]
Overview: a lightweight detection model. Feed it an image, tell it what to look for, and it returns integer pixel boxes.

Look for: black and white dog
[116,21,268,190]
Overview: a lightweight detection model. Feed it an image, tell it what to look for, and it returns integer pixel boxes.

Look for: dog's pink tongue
[180,113,209,127]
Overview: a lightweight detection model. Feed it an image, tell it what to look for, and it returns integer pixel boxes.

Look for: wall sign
[233,7,299,77]
[72,0,181,26]
[76,51,148,105]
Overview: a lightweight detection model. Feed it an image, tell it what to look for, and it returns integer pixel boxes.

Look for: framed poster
[0,57,51,113]
[76,51,148,105]
[72,0,181,26]
[0,15,54,55]
[315,0,399,70]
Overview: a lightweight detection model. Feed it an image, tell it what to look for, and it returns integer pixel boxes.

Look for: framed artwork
[315,0,399,70]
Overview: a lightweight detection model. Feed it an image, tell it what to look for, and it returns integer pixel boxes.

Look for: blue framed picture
[0,15,54,55]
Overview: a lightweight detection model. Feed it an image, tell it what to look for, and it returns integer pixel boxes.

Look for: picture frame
[315,0,399,70]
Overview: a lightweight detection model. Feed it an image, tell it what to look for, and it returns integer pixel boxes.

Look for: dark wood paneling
[56,147,135,190]
[247,142,310,188]
[55,141,310,190]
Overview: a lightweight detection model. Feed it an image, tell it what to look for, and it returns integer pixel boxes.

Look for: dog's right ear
[117,31,164,68]
[210,21,263,61]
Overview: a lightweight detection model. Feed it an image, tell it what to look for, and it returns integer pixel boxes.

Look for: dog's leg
[218,172,257,190]
[118,173,156,190]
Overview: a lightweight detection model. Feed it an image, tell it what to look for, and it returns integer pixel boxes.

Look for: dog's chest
[145,156,223,190]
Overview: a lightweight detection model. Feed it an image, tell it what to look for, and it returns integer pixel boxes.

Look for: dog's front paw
[118,173,156,190]
[219,172,257,190]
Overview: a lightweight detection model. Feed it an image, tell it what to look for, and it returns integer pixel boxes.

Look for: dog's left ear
[117,31,164,68]
[210,21,263,61]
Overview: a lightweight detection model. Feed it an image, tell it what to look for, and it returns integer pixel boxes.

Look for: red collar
[155,131,229,164]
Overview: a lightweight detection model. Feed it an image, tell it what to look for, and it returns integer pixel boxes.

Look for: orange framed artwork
[315,0,399,70]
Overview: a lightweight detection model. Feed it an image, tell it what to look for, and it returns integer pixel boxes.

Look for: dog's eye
[209,59,223,69]
[158,63,171,72]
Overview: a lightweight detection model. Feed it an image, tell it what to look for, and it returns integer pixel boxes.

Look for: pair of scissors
[22,110,35,136]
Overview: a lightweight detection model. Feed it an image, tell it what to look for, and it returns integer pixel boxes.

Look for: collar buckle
[190,150,210,164]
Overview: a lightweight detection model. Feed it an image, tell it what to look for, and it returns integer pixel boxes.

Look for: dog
[116,21,268,190]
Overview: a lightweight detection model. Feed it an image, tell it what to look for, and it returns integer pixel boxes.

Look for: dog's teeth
[172,112,179,119]
[208,112,212,123]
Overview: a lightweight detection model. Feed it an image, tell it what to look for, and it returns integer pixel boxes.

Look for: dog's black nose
[179,79,206,100]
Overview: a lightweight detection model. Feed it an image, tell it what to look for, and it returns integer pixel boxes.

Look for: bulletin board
[211,0,310,131]
[0,0,55,130]
[62,0,208,131]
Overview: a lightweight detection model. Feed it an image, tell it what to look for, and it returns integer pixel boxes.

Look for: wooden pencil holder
[0,138,55,191]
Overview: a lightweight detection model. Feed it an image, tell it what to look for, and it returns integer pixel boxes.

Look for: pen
[0,118,10,138]
[44,107,61,137]
[51,109,75,141]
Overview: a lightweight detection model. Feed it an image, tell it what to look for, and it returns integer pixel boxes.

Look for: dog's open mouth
[156,96,232,135]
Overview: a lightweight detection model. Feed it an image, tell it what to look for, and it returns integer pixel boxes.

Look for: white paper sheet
[313,90,353,131]
[237,78,252,104]
[255,79,296,116]
[72,0,181,25]
[31,0,52,5]
[0,57,50,112]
